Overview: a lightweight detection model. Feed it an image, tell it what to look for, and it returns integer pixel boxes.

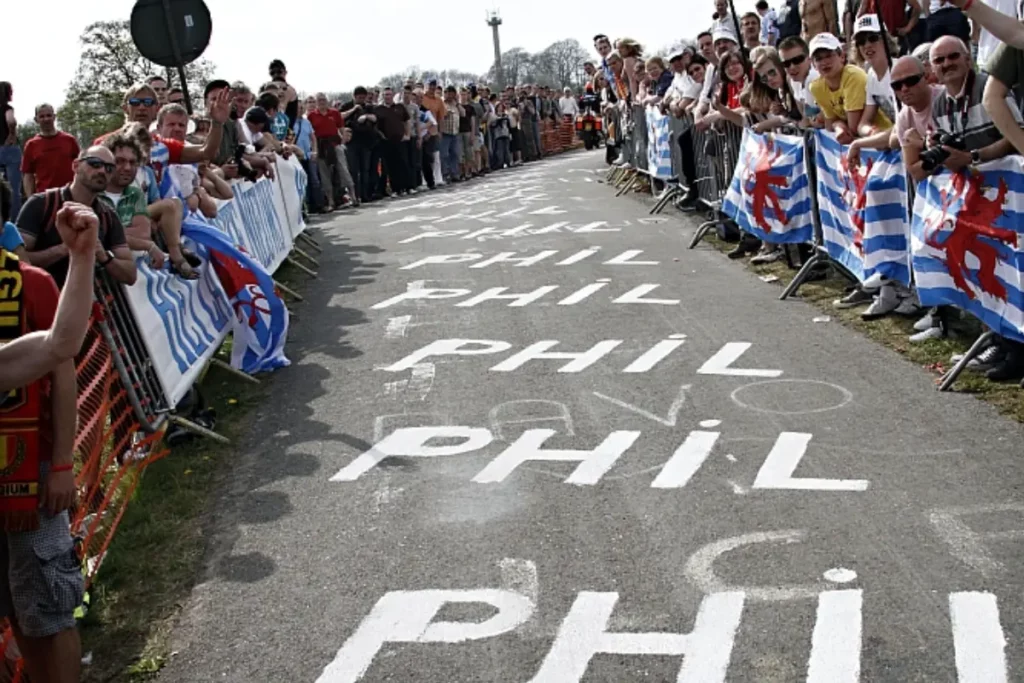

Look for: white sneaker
[914,309,937,331]
[909,326,945,342]
[861,285,900,320]
[750,246,784,265]
[862,272,888,290]
[894,297,921,316]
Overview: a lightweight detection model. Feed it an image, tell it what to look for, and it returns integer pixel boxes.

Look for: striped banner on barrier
[722,129,814,243]
[119,156,307,406]
[815,130,911,285]
[912,158,1024,342]
[645,107,674,180]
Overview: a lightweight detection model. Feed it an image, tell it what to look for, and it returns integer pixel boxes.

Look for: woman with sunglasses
[850,15,896,138]
[748,48,804,134]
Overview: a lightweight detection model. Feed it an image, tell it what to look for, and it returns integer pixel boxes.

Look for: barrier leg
[616,172,640,197]
[651,186,681,214]
[169,414,231,444]
[779,250,825,300]
[274,279,305,302]
[688,218,719,249]
[291,245,320,268]
[210,358,261,384]
[938,330,996,392]
[614,168,635,190]
[298,232,323,252]
[286,255,319,278]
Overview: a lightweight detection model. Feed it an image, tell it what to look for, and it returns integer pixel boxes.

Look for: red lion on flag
[840,155,875,255]
[209,247,272,326]
[742,137,789,233]
[925,171,1015,301]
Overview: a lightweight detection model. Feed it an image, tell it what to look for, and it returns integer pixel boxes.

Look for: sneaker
[750,245,784,265]
[861,272,888,290]
[909,326,946,342]
[966,344,1006,372]
[861,285,900,320]
[914,308,938,331]
[894,297,922,317]
[834,286,876,309]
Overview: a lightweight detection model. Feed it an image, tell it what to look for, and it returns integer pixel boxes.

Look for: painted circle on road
[823,567,858,583]
[730,379,854,415]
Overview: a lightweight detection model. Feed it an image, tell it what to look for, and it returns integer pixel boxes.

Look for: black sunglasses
[891,73,924,91]
[854,33,881,46]
[82,157,114,173]
[128,97,156,107]
[781,54,807,69]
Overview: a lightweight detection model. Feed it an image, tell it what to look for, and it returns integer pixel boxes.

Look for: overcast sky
[8,0,787,120]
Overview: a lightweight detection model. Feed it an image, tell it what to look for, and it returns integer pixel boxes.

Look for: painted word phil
[316,586,1008,683]
[372,281,681,309]
[398,221,622,243]
[329,426,869,492]
[383,338,780,376]
[399,248,659,270]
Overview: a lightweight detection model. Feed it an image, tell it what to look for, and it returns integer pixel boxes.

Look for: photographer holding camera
[907,36,1021,181]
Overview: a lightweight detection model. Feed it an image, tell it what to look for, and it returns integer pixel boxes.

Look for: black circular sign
[130,0,212,68]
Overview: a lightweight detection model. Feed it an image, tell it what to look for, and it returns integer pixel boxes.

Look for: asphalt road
[160,152,1024,683]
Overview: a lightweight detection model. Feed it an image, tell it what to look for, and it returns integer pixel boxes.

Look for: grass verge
[78,261,308,682]
[699,233,1024,422]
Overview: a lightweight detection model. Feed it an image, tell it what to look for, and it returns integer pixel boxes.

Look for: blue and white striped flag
[722,129,814,243]
[815,130,911,285]
[645,107,674,180]
[912,159,1024,342]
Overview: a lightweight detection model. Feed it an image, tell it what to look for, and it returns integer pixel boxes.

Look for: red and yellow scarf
[0,248,42,531]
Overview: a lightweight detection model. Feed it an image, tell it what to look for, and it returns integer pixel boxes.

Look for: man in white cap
[694,29,740,130]
[807,32,868,144]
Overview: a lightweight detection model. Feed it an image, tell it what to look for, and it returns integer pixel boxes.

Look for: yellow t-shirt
[809,65,893,130]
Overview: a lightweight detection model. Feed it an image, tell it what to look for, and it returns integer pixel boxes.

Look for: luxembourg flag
[815,130,911,285]
[181,218,291,373]
[722,129,814,243]
[645,107,674,180]
[911,159,1024,343]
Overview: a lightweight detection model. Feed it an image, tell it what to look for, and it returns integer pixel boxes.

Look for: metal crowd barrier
[687,118,743,248]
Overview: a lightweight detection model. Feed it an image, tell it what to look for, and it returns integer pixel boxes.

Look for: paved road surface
[161,152,1024,683]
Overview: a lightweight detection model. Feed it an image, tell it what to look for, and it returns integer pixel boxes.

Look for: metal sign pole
[160,0,194,114]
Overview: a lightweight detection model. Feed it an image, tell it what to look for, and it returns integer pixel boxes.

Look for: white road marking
[807,590,862,683]
[384,316,411,339]
[950,591,1008,683]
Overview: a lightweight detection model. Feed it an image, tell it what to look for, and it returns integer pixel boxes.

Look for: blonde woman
[617,38,645,99]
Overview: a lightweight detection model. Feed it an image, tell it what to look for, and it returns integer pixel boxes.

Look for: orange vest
[0,248,43,531]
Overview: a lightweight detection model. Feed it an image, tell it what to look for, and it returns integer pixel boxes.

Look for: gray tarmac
[159,152,1024,683]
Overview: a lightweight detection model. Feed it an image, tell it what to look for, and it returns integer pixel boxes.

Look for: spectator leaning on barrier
[17,146,136,288]
[779,36,823,126]
[850,15,897,138]
[695,30,739,131]
[0,194,101,683]
[809,32,868,144]
[100,133,166,270]
[983,34,1024,156]
[20,103,79,196]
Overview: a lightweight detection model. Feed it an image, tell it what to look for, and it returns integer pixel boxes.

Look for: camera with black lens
[920,132,966,172]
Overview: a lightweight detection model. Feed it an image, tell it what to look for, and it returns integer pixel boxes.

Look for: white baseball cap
[808,32,843,55]
[712,28,739,45]
[854,13,882,35]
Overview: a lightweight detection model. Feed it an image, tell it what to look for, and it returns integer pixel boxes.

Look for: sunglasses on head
[932,51,962,64]
[781,54,807,69]
[891,73,924,91]
[854,32,881,46]
[128,97,156,107]
[82,157,114,173]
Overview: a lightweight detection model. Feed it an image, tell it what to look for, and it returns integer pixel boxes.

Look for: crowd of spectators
[590,0,1024,384]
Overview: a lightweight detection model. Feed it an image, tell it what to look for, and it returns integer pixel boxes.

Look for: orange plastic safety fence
[0,320,168,681]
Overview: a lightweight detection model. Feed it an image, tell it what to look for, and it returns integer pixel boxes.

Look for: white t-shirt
[929,0,956,11]
[978,0,1020,66]
[866,67,897,127]
[559,97,580,117]
[699,64,718,104]
[791,66,821,108]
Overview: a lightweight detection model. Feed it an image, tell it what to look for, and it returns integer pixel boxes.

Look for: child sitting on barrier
[121,123,200,279]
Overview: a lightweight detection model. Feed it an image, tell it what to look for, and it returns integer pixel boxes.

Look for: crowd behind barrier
[590,0,1024,393]
[0,59,598,678]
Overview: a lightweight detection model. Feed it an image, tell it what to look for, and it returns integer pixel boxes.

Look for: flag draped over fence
[815,131,911,285]
[645,107,674,179]
[181,219,291,373]
[722,130,814,243]
[912,158,1024,342]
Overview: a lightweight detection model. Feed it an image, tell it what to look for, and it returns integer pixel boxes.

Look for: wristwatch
[970,149,981,165]
[99,250,115,267]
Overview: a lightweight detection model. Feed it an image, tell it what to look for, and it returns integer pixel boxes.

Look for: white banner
[120,155,307,407]
[275,155,309,240]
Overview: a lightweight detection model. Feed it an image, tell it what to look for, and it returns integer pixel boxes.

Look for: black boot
[728,234,762,260]
[987,341,1024,381]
